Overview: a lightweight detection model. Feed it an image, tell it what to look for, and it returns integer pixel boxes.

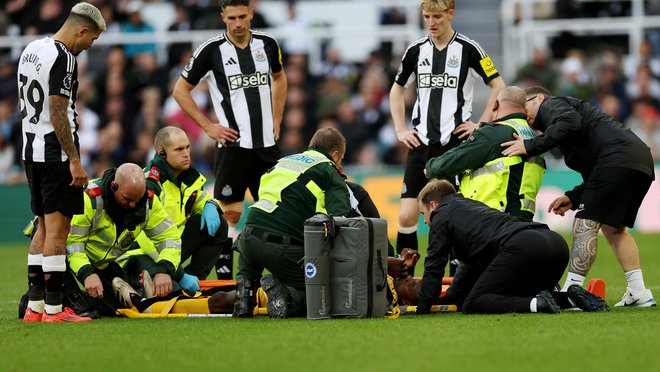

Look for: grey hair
[71,2,107,32]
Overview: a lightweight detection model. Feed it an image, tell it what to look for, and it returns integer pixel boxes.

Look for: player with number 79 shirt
[18,2,105,323]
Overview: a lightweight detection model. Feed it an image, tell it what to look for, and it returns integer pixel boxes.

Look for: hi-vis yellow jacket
[425,114,545,220]
[66,171,181,282]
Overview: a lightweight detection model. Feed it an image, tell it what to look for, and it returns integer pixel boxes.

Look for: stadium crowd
[3,1,659,185]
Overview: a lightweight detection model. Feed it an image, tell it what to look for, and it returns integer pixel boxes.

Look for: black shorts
[214,145,281,203]
[575,167,653,228]
[401,136,463,198]
[25,161,84,217]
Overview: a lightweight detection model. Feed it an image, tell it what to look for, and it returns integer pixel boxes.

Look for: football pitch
[1,234,659,371]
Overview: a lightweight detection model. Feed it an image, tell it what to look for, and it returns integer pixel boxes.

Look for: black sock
[44,271,64,309]
[216,240,234,280]
[28,265,45,301]
[396,231,418,253]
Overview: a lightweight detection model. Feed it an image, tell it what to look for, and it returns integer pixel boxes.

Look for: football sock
[43,255,66,315]
[396,225,418,253]
[624,269,647,296]
[561,272,585,291]
[27,254,45,312]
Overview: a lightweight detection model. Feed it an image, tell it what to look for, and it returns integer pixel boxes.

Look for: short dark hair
[524,86,551,97]
[221,0,250,9]
[309,127,346,157]
[418,179,456,206]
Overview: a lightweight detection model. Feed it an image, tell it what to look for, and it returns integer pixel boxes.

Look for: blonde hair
[70,2,107,32]
[420,0,454,12]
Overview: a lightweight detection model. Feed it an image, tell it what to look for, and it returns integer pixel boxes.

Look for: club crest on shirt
[221,185,233,197]
[447,55,459,68]
[63,73,72,90]
[254,50,267,62]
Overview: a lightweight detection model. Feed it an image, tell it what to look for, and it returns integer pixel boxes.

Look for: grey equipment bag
[304,215,388,319]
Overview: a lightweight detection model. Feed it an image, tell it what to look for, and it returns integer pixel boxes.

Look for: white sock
[625,269,646,296]
[397,225,417,234]
[530,298,538,313]
[28,300,45,313]
[44,304,63,315]
[228,225,237,242]
[561,273,585,291]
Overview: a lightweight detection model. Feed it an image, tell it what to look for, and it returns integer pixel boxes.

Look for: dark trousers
[63,261,129,316]
[462,228,569,314]
[235,226,306,316]
[180,215,227,279]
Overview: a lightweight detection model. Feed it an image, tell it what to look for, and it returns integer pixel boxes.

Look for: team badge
[221,185,233,197]
[254,50,267,62]
[120,231,136,249]
[305,263,317,279]
[184,56,195,71]
[63,73,72,90]
[402,182,407,195]
[447,56,459,68]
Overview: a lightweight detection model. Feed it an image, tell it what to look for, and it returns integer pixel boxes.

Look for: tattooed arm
[569,218,602,276]
[50,95,88,188]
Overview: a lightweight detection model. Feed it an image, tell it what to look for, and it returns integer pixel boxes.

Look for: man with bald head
[65,163,181,316]
[127,127,227,293]
[425,86,546,220]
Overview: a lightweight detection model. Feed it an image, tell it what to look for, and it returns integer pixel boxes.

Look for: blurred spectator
[0,54,18,99]
[280,0,312,56]
[250,0,271,29]
[625,64,660,101]
[626,98,660,159]
[558,50,593,100]
[623,39,660,81]
[380,6,406,25]
[321,46,358,86]
[592,63,629,119]
[514,48,558,93]
[121,1,156,59]
[167,3,192,71]
[22,0,67,36]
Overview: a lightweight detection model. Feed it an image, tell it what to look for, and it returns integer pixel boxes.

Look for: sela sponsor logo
[479,56,498,77]
[228,71,269,90]
[418,72,458,89]
[305,262,317,279]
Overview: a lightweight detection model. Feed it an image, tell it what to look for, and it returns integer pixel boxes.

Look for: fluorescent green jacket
[426,114,546,220]
[66,169,182,282]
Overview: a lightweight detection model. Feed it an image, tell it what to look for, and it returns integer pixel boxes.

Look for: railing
[501,0,660,79]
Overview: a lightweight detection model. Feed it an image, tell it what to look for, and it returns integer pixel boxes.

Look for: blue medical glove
[201,202,221,236]
[179,273,200,293]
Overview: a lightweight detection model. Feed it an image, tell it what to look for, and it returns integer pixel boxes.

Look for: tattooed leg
[569,218,602,276]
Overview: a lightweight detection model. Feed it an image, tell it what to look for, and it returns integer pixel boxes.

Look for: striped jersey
[181,31,283,149]
[394,32,500,146]
[19,37,79,162]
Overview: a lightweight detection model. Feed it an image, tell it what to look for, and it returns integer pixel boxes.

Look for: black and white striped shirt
[395,32,500,146]
[182,31,283,149]
[19,37,79,162]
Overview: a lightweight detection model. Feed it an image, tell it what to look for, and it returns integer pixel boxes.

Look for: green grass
[2,234,660,371]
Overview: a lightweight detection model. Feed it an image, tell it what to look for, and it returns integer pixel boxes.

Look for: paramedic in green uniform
[425,86,545,220]
[233,127,353,318]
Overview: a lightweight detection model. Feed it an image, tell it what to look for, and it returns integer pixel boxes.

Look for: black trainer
[567,284,610,312]
[260,274,292,318]
[535,290,561,314]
